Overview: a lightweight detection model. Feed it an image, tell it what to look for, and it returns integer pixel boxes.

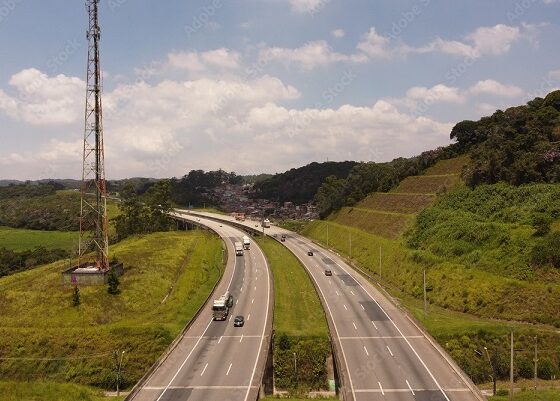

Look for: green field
[489,389,560,401]
[0,381,122,401]
[257,237,330,392]
[0,226,78,251]
[0,230,224,389]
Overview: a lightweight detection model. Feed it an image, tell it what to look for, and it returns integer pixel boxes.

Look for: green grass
[489,389,560,401]
[392,174,461,194]
[0,230,224,389]
[0,381,122,401]
[257,237,327,337]
[356,193,436,214]
[423,155,469,176]
[257,237,330,392]
[0,226,78,251]
[329,207,414,239]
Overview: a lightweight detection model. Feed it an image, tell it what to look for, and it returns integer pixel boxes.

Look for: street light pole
[115,350,125,396]
[484,346,496,396]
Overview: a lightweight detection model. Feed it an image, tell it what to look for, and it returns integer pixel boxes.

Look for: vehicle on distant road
[262,219,270,228]
[308,250,314,256]
[280,234,286,242]
[234,315,244,327]
[235,241,244,256]
[324,269,332,276]
[243,235,250,250]
[212,292,233,320]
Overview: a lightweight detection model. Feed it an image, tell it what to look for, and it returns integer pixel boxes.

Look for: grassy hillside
[0,226,77,252]
[0,230,223,389]
[329,156,467,238]
[0,381,122,401]
[257,237,330,393]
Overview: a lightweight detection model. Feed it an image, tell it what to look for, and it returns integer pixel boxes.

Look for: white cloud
[356,27,396,59]
[259,41,366,71]
[468,79,523,98]
[405,84,465,104]
[331,29,345,38]
[287,0,328,14]
[0,68,83,125]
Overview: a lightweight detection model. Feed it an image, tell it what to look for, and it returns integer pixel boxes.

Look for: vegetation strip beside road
[0,230,224,392]
[256,236,331,394]
[0,381,124,401]
[302,220,560,384]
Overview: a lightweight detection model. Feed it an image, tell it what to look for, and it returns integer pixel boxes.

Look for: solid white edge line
[243,235,271,401]
[330,256,452,401]
[154,228,240,401]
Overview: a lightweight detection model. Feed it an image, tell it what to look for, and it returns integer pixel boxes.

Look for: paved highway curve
[182,210,485,401]
[128,216,272,401]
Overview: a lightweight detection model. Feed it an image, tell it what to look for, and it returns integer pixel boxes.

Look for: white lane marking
[329,256,452,401]
[236,299,239,305]
[243,234,272,401]
[229,315,233,322]
[153,237,242,401]
[255,276,258,281]
[361,304,365,310]
[254,285,257,291]
[371,321,378,330]
[363,346,369,356]
[218,336,223,344]
[247,313,251,321]
[335,290,340,296]
[226,363,233,376]
[251,298,254,304]
[200,363,208,376]
[350,290,355,296]
[378,382,385,396]
[240,334,244,343]
[343,304,348,311]
[387,346,394,357]
[240,286,243,292]
[353,322,357,330]
[406,379,415,396]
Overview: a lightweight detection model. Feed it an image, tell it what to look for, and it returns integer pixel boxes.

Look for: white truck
[262,218,270,228]
[212,291,233,320]
[235,241,244,256]
[243,235,250,250]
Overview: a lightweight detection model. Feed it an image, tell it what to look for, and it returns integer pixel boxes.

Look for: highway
[180,210,484,401]
[128,216,272,401]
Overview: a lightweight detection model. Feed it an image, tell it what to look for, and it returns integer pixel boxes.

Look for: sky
[1,0,560,180]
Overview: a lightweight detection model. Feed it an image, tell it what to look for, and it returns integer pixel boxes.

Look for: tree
[72,286,81,307]
[115,182,144,239]
[145,180,172,232]
[107,269,120,295]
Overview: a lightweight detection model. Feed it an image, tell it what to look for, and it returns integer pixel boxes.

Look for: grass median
[256,236,331,394]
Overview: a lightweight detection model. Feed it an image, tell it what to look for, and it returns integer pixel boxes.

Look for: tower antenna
[79,0,109,270]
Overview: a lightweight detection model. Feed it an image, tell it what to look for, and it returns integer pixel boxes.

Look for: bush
[531,232,560,268]
[538,358,559,380]
[516,356,534,379]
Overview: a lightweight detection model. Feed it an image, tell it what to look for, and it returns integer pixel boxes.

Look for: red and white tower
[79,0,109,270]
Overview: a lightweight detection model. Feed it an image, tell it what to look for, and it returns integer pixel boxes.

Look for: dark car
[324,269,332,276]
[308,250,314,256]
[233,315,244,327]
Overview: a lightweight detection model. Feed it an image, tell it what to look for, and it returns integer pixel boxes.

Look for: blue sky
[1,0,559,179]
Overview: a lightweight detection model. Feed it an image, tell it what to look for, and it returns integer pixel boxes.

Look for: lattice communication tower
[79,0,109,270]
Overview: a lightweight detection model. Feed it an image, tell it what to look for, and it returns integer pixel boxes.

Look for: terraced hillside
[329,155,467,238]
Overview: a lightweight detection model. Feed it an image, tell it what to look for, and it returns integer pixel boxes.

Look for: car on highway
[307,250,313,256]
[324,269,332,276]
[233,315,244,327]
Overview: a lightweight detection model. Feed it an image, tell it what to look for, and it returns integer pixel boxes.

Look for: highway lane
[129,216,272,401]
[181,211,484,401]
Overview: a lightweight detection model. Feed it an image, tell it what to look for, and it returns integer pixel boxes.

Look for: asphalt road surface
[181,211,484,401]
[129,216,272,401]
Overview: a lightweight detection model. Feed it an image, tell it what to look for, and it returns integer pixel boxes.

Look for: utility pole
[534,335,538,397]
[349,231,352,260]
[379,245,382,279]
[510,332,514,401]
[423,269,427,315]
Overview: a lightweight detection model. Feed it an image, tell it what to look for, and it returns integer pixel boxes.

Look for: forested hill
[452,90,560,186]
[314,90,560,217]
[251,161,358,204]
